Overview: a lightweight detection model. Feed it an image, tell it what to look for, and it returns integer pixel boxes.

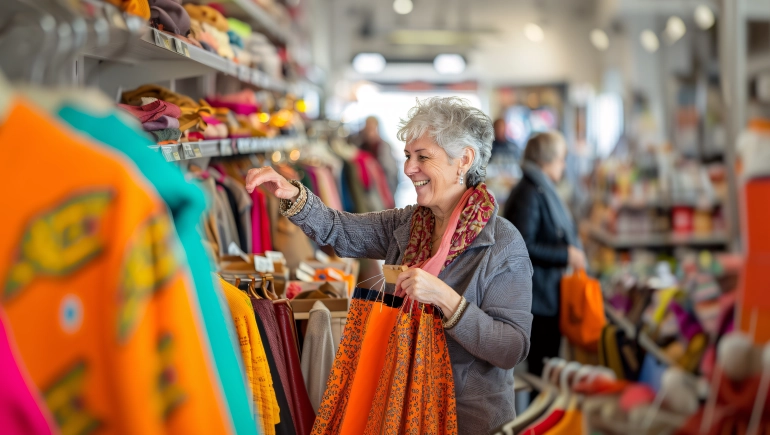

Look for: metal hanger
[0,0,58,84]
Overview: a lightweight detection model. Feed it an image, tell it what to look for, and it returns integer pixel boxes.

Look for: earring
[458,173,464,185]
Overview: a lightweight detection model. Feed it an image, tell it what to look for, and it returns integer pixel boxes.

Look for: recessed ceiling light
[352,52,386,74]
[665,16,686,44]
[590,29,609,51]
[694,5,715,30]
[433,54,466,74]
[393,0,413,15]
[640,29,659,53]
[524,23,544,42]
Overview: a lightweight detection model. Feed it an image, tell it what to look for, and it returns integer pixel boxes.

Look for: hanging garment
[545,396,584,435]
[220,278,280,435]
[0,99,232,434]
[311,289,377,434]
[211,167,252,253]
[274,300,316,435]
[252,297,299,435]
[250,187,273,253]
[252,300,297,435]
[0,308,55,435]
[300,301,335,412]
[53,103,258,434]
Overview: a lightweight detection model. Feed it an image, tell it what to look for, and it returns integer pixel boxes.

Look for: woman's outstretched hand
[245,167,300,201]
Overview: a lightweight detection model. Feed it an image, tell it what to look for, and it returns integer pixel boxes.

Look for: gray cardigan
[289,188,533,434]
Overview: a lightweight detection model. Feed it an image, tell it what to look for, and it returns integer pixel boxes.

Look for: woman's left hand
[395,268,462,318]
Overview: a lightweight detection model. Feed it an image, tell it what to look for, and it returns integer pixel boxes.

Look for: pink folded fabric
[215,90,258,106]
[118,99,182,123]
[142,115,180,131]
[205,98,258,115]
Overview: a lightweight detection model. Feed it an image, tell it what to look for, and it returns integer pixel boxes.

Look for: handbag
[560,269,606,350]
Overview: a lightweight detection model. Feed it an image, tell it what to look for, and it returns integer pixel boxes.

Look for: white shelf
[150,136,304,162]
[589,226,728,249]
[82,27,287,92]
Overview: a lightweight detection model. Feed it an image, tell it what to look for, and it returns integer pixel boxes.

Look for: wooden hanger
[247,276,262,300]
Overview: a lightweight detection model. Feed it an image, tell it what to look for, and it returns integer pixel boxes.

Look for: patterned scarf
[402,183,496,270]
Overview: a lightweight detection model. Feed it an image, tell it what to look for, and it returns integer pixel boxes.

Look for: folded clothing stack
[121,84,261,142]
[117,97,182,144]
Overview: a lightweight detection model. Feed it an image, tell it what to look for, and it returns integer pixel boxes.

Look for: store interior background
[304,0,766,413]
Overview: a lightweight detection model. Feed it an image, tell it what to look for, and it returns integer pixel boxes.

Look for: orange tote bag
[560,269,606,351]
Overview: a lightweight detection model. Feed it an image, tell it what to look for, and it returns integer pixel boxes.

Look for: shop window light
[590,29,609,51]
[393,0,413,15]
[640,30,659,53]
[433,54,466,75]
[694,5,715,30]
[665,16,686,44]
[524,23,544,42]
[352,53,386,74]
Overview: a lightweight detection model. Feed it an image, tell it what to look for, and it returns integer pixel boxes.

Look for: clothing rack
[604,305,675,366]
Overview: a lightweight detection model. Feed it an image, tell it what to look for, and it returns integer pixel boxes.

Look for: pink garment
[250,188,272,253]
[619,384,656,412]
[117,99,181,123]
[0,310,55,435]
[205,98,258,116]
[314,166,343,211]
[352,151,371,190]
[214,90,258,106]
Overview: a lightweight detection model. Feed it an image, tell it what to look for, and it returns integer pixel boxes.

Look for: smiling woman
[244,96,534,434]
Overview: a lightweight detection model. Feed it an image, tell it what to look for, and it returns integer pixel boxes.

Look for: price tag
[220,139,233,156]
[315,250,331,264]
[153,29,173,51]
[254,256,274,273]
[161,146,173,161]
[191,143,203,157]
[250,138,259,152]
[265,251,285,262]
[171,149,181,161]
[173,38,190,57]
[237,138,250,153]
[296,268,314,282]
[153,29,164,47]
[182,143,195,159]
[228,242,251,263]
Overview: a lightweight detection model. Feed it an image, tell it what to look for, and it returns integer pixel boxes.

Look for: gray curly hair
[396,96,494,188]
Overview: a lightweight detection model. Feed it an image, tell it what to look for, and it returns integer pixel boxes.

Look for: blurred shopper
[356,116,399,196]
[491,118,521,161]
[503,131,586,381]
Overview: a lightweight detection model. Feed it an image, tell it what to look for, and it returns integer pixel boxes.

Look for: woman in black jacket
[503,131,586,379]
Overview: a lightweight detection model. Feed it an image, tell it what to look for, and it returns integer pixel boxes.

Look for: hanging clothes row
[218,276,320,435]
[0,80,258,434]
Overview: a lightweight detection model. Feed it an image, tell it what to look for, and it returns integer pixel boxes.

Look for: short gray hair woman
[246,97,533,434]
